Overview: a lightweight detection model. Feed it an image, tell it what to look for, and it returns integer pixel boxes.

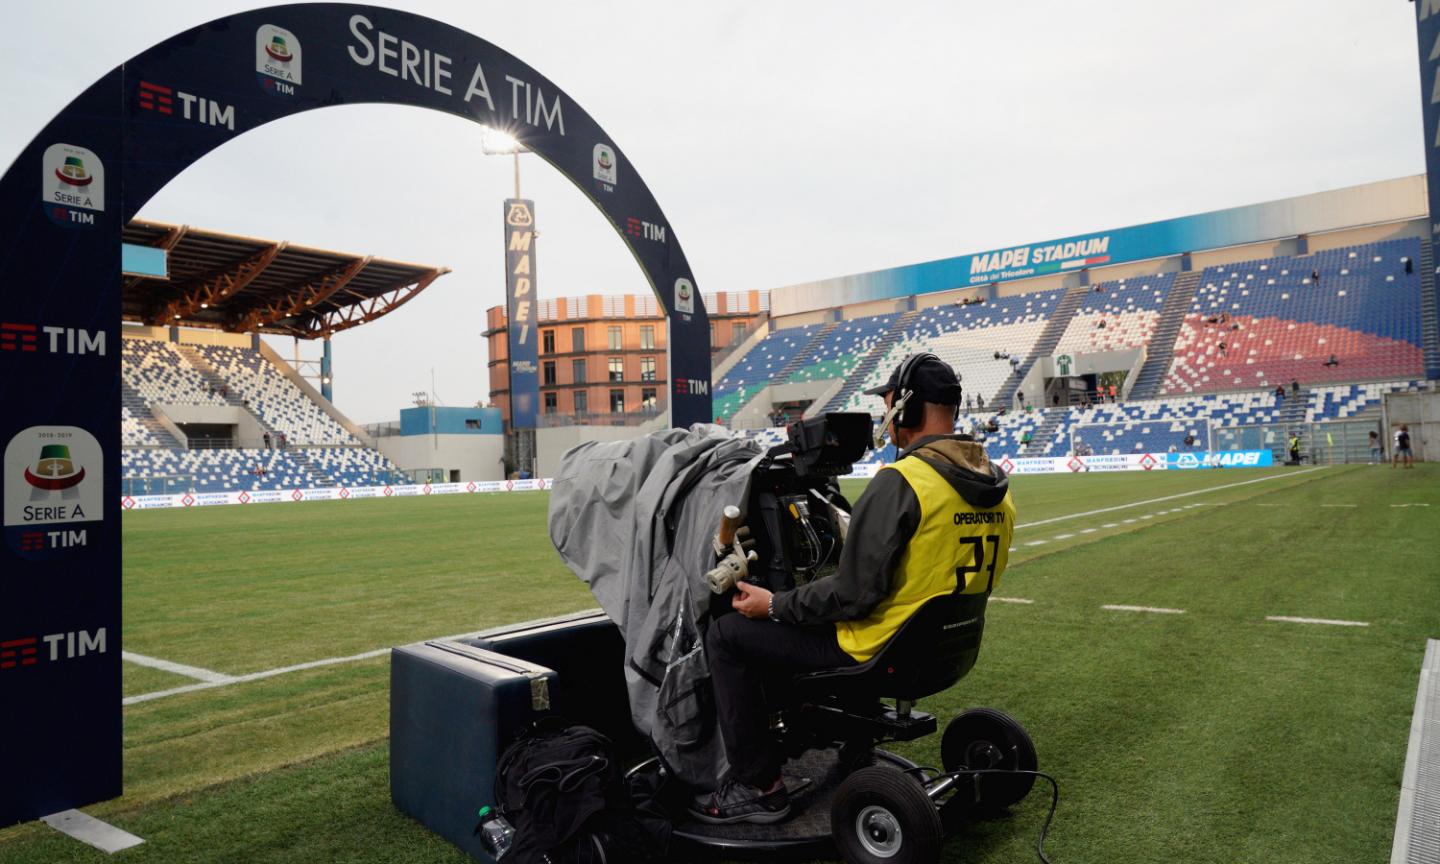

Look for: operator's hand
[732,580,773,620]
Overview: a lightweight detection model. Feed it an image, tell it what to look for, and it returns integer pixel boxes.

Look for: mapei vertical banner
[1417,0,1440,380]
[505,199,540,429]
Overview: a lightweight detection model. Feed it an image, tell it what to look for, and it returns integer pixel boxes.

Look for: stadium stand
[303,447,407,487]
[844,290,1066,416]
[1053,273,1177,357]
[120,334,406,493]
[785,313,902,385]
[189,344,357,445]
[1163,238,1423,394]
[712,323,823,420]
[121,338,227,407]
[122,448,317,492]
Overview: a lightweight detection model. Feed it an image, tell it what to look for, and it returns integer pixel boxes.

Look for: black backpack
[494,722,664,864]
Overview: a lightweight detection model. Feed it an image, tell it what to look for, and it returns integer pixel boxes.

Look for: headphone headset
[875,352,962,449]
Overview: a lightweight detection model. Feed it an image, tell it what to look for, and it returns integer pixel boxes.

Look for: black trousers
[704,613,856,787]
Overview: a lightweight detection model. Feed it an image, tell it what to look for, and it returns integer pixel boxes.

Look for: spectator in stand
[1310,268,1320,284]
[1404,257,1414,275]
[1290,379,1300,400]
[1183,432,1196,450]
[1051,394,1060,407]
[1322,354,1339,368]
[986,417,1000,433]
[1393,425,1414,469]
[976,394,985,411]
[1274,384,1286,407]
[1020,430,1033,448]
[1218,341,1227,357]
[1107,383,1117,402]
[965,394,974,414]
[263,431,272,450]
[1368,430,1382,465]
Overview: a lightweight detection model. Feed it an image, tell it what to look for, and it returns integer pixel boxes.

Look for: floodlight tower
[481,127,537,478]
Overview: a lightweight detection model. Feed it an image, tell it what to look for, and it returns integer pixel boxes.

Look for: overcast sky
[1,1,1426,423]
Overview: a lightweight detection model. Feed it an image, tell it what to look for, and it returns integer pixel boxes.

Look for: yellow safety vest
[836,455,1016,662]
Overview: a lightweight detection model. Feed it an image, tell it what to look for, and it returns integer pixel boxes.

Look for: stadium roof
[121,220,450,338]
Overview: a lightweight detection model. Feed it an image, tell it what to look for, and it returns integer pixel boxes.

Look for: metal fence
[1215,420,1383,465]
[121,475,195,496]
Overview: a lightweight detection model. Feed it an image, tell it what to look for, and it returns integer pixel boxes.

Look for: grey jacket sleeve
[769,468,920,625]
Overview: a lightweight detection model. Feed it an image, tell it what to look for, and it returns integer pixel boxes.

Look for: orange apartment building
[485,291,768,426]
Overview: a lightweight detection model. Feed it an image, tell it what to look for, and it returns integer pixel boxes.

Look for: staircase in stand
[991,283,1089,410]
[121,382,182,448]
[288,450,337,488]
[1420,241,1438,381]
[821,310,919,413]
[775,322,838,383]
[1279,385,1309,430]
[176,344,279,444]
[175,345,248,408]
[1022,408,1067,455]
[1126,270,1203,401]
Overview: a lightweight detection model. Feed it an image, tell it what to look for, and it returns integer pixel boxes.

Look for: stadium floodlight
[479,126,525,156]
[480,126,528,198]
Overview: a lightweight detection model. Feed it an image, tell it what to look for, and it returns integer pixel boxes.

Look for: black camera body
[742,413,872,593]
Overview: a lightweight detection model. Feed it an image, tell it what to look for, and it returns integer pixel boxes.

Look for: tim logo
[256,24,302,96]
[674,377,709,396]
[0,628,107,671]
[41,143,104,228]
[137,80,235,130]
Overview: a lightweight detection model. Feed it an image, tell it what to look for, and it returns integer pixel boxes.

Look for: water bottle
[476,806,515,860]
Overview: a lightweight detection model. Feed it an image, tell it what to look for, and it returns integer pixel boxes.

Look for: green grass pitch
[1,464,1436,863]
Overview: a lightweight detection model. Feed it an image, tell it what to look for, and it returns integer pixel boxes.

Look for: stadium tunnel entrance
[0,3,714,827]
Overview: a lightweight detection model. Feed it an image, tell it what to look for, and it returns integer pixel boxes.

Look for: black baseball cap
[863,354,962,405]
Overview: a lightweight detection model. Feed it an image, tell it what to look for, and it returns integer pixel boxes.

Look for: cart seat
[792,592,988,703]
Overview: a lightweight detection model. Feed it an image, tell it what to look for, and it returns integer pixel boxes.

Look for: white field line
[1320,504,1357,508]
[1014,467,1325,531]
[991,597,1035,605]
[1266,615,1370,628]
[122,651,234,684]
[1102,604,1186,615]
[122,609,604,706]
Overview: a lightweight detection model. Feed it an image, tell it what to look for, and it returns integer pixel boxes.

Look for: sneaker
[688,777,791,825]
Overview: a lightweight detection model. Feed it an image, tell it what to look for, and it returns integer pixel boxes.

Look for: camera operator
[692,354,1015,825]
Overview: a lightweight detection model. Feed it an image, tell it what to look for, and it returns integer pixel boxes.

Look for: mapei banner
[1166,450,1274,470]
[504,199,541,429]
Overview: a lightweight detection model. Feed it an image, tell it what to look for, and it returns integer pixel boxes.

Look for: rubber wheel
[940,707,1038,811]
[831,767,943,864]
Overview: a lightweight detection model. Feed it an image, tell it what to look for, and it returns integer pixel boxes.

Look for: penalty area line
[122,651,234,684]
[123,608,604,706]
